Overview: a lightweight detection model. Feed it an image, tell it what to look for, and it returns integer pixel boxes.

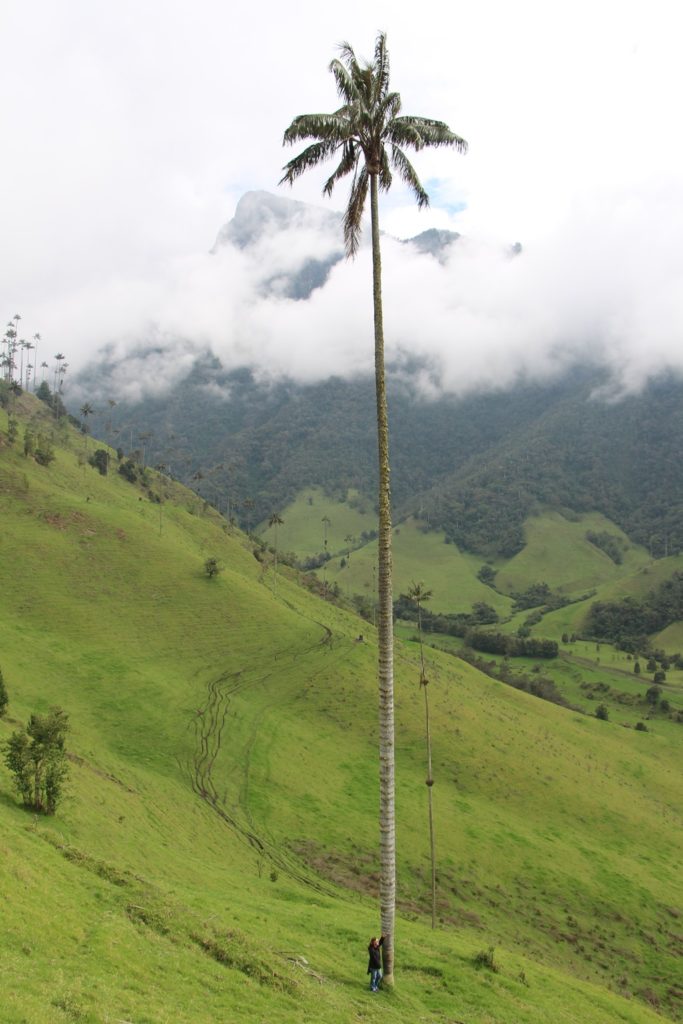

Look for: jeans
[370,968,382,991]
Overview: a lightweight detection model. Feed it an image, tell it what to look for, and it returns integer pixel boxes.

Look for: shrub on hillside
[595,704,609,721]
[472,946,499,972]
[3,707,69,815]
[33,434,55,466]
[646,685,661,707]
[204,557,222,579]
[89,449,109,476]
[118,458,141,483]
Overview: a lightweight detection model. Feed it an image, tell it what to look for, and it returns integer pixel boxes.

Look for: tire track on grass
[187,623,342,895]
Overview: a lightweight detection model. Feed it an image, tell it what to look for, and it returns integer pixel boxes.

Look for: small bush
[33,434,55,466]
[635,721,648,732]
[118,458,140,483]
[595,704,609,721]
[473,946,499,972]
[89,449,109,476]
[204,557,222,579]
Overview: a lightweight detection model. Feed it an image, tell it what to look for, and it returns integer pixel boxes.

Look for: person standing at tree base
[367,935,384,991]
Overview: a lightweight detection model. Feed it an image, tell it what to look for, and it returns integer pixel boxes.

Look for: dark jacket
[367,937,384,973]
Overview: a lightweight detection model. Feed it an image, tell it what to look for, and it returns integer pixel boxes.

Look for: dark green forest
[78,360,683,558]
[587,571,683,650]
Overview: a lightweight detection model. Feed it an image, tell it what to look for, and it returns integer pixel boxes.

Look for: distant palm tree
[344,533,355,565]
[32,334,41,391]
[321,515,331,598]
[406,580,437,929]
[23,340,34,390]
[281,32,466,981]
[53,354,65,392]
[106,399,117,444]
[242,498,255,535]
[79,402,94,454]
[268,512,285,585]
[18,340,27,390]
[138,431,152,468]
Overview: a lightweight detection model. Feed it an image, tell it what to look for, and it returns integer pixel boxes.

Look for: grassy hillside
[0,396,681,1024]
[261,485,377,558]
[274,495,683,655]
[494,512,650,597]
[270,494,511,615]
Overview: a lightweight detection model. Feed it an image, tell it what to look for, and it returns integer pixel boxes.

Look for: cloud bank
[3,0,683,404]
[47,176,683,404]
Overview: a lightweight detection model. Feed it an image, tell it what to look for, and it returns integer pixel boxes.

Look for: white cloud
[3,0,683,400]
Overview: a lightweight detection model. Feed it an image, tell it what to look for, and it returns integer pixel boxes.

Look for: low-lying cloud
[30,178,683,404]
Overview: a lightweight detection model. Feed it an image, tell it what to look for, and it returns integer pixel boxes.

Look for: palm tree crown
[280,32,467,256]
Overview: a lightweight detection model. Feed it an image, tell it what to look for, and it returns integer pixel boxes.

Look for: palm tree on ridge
[280,32,466,983]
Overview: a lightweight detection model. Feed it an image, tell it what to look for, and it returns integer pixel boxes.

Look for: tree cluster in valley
[587,571,683,650]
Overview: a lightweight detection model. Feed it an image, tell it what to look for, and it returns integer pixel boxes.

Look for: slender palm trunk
[417,604,437,928]
[371,172,396,983]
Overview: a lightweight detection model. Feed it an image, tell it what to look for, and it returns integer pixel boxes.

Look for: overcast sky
[2,0,683,397]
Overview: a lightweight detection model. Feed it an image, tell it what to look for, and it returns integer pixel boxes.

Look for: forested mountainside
[80,362,683,558]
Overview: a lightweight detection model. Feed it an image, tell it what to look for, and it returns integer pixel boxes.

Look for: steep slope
[0,396,681,1023]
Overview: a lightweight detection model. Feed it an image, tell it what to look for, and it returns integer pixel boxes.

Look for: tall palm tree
[280,33,466,982]
[406,580,437,929]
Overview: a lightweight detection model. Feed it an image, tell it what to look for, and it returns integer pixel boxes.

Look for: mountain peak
[212,190,341,252]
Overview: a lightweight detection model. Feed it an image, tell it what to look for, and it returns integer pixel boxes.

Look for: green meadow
[1,397,681,1023]
[273,495,679,638]
[269,494,512,614]
[494,512,651,597]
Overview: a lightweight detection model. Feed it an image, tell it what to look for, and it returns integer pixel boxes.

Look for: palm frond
[283,112,349,146]
[337,40,358,68]
[389,145,429,207]
[377,90,402,126]
[387,116,468,153]
[378,148,393,193]
[279,140,340,186]
[323,141,360,197]
[373,32,390,103]
[329,55,357,104]
[344,165,369,257]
